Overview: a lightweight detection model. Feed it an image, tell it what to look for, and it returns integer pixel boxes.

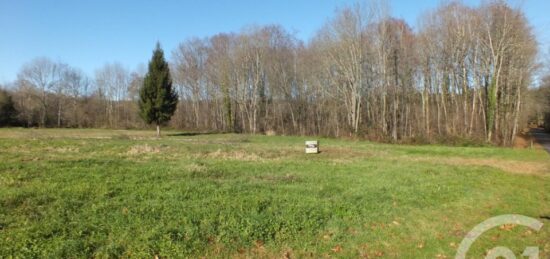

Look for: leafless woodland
[3,1,549,145]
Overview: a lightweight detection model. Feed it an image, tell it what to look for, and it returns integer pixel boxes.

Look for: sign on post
[305,140,319,154]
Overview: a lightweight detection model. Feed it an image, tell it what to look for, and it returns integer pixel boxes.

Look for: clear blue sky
[1,0,549,84]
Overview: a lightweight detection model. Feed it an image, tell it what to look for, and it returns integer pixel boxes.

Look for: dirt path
[530,128,550,153]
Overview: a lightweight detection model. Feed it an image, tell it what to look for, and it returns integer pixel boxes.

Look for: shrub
[0,89,18,127]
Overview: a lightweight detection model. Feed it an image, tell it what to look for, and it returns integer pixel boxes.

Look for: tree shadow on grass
[166,132,225,137]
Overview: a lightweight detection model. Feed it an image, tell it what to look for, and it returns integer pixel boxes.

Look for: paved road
[530,128,550,153]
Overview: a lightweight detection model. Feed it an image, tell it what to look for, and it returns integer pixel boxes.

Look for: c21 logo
[455,214,544,259]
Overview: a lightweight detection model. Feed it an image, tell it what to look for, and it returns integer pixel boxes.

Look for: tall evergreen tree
[139,43,178,137]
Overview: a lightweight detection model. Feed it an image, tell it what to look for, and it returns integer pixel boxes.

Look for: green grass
[0,128,549,258]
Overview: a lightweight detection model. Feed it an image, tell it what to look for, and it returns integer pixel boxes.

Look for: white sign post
[305,140,319,154]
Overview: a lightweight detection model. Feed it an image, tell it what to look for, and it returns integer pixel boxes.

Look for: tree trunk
[57,101,62,127]
[510,81,522,146]
[486,75,497,142]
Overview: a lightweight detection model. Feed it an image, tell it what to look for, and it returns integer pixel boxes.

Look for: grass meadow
[0,128,549,258]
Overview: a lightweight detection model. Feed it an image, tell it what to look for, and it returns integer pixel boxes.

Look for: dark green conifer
[139,43,178,137]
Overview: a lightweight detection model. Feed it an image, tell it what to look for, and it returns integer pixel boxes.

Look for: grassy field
[0,128,549,258]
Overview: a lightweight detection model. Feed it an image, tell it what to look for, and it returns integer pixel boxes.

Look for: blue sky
[1,0,549,84]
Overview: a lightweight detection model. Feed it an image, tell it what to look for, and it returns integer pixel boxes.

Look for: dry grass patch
[513,134,534,149]
[44,146,80,153]
[203,149,264,161]
[126,144,162,155]
[185,162,208,173]
[265,130,277,136]
[0,129,162,140]
[455,158,549,175]
[405,156,549,175]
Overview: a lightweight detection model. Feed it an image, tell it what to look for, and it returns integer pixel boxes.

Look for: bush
[0,89,18,127]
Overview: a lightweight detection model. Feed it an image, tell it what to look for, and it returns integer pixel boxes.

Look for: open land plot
[0,128,549,258]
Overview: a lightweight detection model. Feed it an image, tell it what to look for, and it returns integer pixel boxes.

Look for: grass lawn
[0,128,549,258]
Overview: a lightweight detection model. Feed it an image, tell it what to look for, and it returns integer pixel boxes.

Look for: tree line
[530,72,550,131]
[0,1,547,145]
